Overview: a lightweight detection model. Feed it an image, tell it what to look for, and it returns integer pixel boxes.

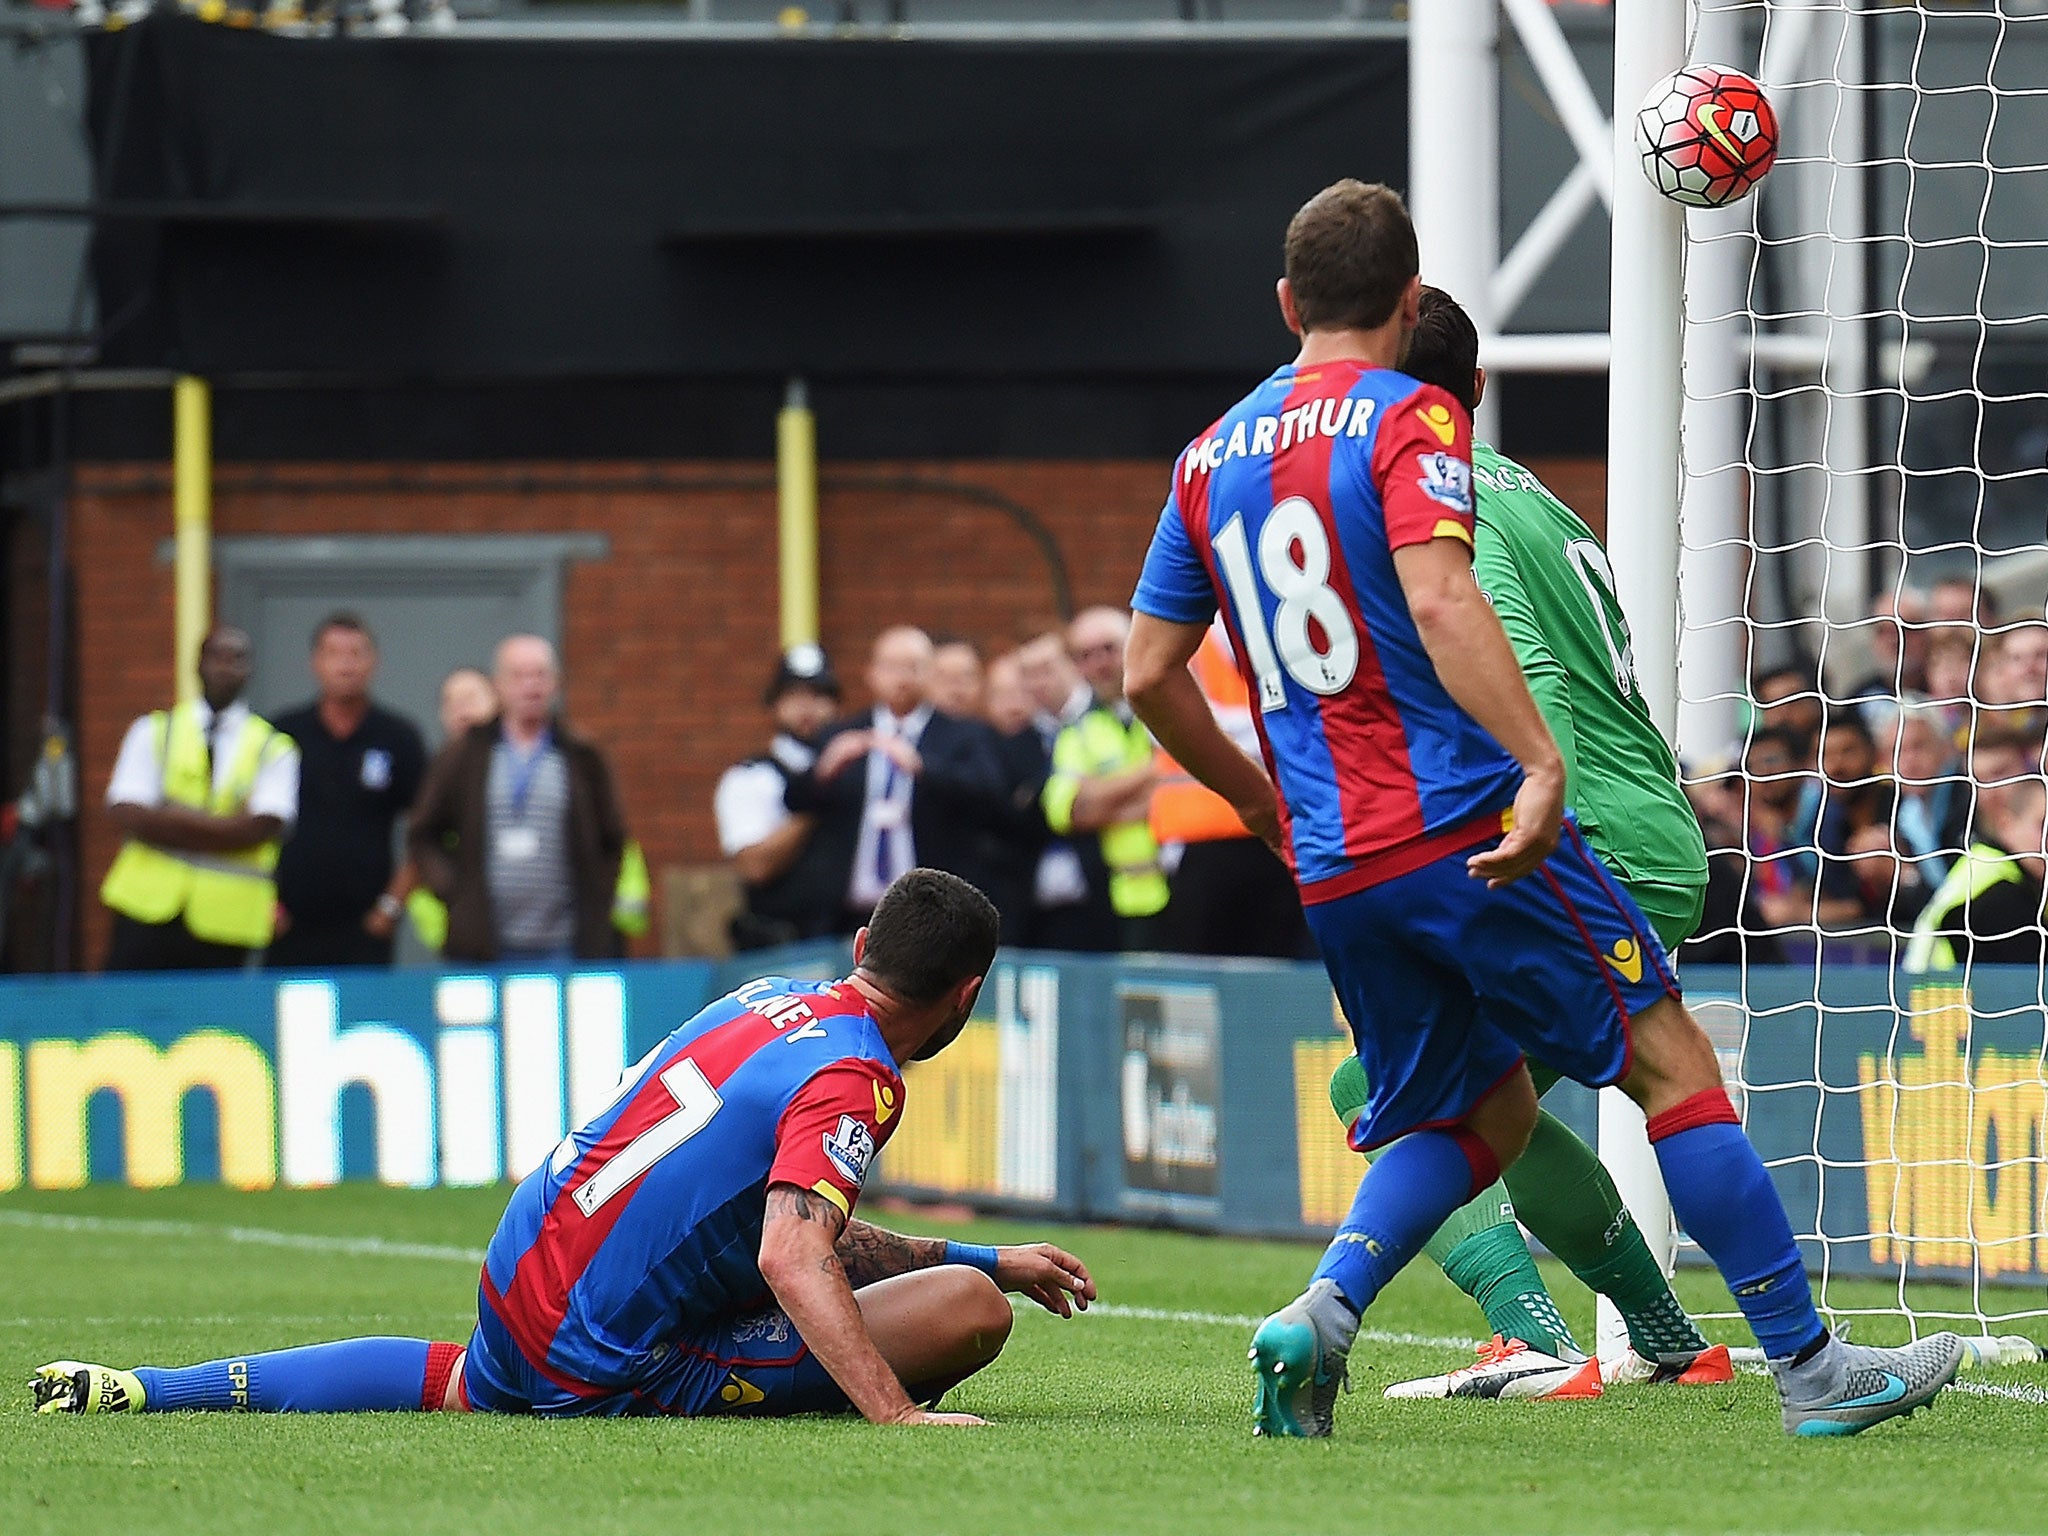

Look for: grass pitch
[4,1185,2045,1536]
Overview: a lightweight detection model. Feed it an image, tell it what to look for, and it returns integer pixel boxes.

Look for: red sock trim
[1645,1087,1739,1144]
[422,1341,464,1411]
[1448,1126,1501,1199]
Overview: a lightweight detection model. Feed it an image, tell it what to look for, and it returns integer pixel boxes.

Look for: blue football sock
[1312,1128,1493,1316]
[1649,1091,1825,1360]
[136,1337,440,1412]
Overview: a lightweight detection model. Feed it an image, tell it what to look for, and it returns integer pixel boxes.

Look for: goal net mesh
[1674,0,2048,1344]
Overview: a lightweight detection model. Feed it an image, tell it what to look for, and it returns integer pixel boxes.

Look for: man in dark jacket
[407,635,628,964]
[980,650,1053,944]
[786,626,1006,932]
[270,613,427,969]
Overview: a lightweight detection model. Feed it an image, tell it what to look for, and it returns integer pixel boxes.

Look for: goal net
[1670,0,2048,1351]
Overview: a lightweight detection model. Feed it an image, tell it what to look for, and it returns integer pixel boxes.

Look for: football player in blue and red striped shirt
[1124,178,1961,1439]
[36,870,1095,1426]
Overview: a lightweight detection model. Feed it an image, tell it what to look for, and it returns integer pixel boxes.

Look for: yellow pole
[776,377,820,650]
[172,376,213,702]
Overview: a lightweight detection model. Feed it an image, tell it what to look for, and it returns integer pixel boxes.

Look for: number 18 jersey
[1132,359,1523,902]
[478,977,903,1398]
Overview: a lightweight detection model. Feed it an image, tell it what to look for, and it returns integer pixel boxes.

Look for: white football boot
[1384,1335,1604,1401]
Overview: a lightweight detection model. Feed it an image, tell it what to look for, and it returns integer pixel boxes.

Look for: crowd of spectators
[99,616,635,972]
[101,574,2048,975]
[716,613,1312,959]
[1685,578,2048,969]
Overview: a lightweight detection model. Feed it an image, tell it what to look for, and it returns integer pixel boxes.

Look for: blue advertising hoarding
[1,956,2042,1285]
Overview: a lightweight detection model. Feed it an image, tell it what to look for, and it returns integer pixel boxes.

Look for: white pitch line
[0,1314,438,1331]
[0,1211,1478,1353]
[1066,1301,1476,1353]
[1949,1379,2048,1405]
[6,1208,2043,1400]
[0,1209,486,1265]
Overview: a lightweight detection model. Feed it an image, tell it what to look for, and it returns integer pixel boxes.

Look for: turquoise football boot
[1250,1278,1353,1437]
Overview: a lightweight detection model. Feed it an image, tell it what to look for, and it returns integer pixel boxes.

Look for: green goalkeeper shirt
[1471,443,1708,890]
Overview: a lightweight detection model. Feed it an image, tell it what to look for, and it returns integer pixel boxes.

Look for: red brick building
[59,454,1603,964]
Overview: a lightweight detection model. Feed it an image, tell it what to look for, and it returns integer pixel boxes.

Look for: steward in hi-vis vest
[1904,775,2048,973]
[1905,845,2048,973]
[101,626,300,971]
[1041,607,1167,947]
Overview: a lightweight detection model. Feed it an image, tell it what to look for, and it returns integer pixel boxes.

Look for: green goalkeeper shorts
[1627,878,1707,957]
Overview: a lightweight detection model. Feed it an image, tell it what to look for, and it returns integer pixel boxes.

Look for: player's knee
[946,1268,1013,1362]
[1469,1063,1539,1169]
[1621,997,1722,1112]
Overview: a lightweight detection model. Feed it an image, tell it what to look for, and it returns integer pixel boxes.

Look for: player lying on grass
[1123,177,1962,1439]
[35,869,1095,1425]
[1323,285,1730,1402]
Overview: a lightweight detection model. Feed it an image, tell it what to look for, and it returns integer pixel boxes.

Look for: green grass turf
[3,1184,2045,1536]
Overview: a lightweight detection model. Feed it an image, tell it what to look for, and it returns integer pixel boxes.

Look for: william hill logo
[0,974,635,1192]
[1858,985,2048,1277]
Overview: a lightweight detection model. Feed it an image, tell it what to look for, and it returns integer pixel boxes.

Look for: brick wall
[67,459,1170,964]
[66,453,1607,967]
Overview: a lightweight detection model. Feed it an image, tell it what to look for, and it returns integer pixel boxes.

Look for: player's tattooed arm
[758,1183,980,1426]
[836,1221,947,1288]
[764,1183,849,1281]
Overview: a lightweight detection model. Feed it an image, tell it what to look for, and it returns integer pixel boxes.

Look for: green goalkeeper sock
[1506,1108,1711,1360]
[1333,1055,1579,1359]
[1429,1196,1583,1361]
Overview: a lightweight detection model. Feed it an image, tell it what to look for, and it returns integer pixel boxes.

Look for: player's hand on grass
[1467,761,1564,888]
[994,1242,1097,1318]
[892,1409,989,1427]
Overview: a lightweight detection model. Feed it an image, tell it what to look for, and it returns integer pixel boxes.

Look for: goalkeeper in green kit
[1326,287,1732,1401]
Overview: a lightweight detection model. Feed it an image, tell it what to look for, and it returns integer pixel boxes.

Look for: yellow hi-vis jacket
[1043,704,1168,919]
[1904,841,2027,972]
[100,703,292,949]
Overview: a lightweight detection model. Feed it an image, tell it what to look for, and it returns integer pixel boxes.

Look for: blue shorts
[1308,820,1681,1150]
[461,1296,850,1419]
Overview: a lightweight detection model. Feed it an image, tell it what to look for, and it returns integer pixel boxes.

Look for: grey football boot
[1774,1331,1963,1437]
[1249,1278,1356,1437]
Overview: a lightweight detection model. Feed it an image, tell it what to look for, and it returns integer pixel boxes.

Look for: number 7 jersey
[1132,359,1524,902]
[478,976,904,1396]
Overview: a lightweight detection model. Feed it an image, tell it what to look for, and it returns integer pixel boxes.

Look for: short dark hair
[859,869,1000,1005]
[312,610,375,651]
[1283,179,1419,334]
[1745,726,1804,760]
[1824,708,1873,748]
[1401,287,1481,413]
[1755,660,1818,695]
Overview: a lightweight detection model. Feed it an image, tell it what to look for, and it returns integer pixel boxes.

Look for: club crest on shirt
[731,1310,794,1346]
[360,748,393,791]
[1416,452,1473,514]
[822,1114,877,1187]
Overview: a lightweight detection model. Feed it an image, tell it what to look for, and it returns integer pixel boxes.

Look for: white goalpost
[1595,0,1690,1370]
[1416,0,2048,1361]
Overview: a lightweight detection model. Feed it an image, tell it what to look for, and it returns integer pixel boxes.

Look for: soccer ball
[1634,64,1779,208]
